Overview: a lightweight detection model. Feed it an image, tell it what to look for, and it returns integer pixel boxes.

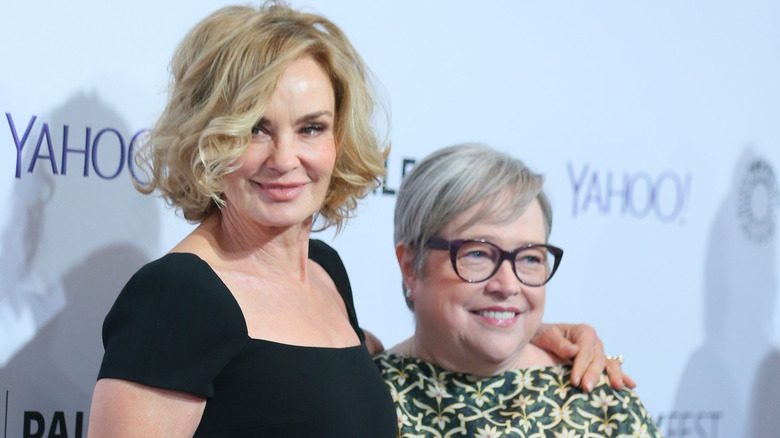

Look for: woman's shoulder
[99,252,248,397]
[137,251,206,274]
[308,239,352,297]
[124,252,222,297]
[107,252,242,334]
[308,239,345,271]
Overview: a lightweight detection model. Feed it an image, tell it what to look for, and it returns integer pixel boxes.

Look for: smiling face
[221,56,337,230]
[404,198,548,375]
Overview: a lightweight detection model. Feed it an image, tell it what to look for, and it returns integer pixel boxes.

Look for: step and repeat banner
[1,1,778,437]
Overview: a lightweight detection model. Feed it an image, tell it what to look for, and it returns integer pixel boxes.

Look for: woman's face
[222,56,337,230]
[407,199,548,374]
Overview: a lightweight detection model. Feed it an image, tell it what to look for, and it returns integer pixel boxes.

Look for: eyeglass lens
[454,241,555,285]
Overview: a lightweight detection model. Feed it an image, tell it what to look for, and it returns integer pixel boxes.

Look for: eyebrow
[295,111,333,125]
[463,235,545,247]
[256,111,334,128]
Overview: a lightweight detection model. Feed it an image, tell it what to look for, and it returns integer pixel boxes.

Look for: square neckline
[167,251,365,351]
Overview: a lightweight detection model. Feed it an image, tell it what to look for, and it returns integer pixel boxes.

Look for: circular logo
[737,159,779,243]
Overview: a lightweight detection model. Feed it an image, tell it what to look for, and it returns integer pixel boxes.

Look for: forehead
[442,198,546,244]
[268,57,334,103]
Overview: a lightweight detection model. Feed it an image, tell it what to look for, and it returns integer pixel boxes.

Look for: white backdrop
[1,1,778,437]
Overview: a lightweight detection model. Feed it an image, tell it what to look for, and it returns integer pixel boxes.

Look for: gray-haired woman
[377,143,660,437]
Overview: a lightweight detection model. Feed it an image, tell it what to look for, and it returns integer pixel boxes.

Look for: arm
[362,329,385,355]
[88,378,206,437]
[531,323,636,392]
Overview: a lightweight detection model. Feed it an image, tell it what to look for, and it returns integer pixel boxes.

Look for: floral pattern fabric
[374,352,662,438]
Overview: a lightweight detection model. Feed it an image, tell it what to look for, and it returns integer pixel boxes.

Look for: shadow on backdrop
[0,92,159,436]
[672,148,778,438]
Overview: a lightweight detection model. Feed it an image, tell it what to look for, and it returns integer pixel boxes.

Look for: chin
[255,204,320,228]
[475,342,527,366]
[484,330,538,358]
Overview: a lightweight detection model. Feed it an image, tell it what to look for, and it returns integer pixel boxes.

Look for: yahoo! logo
[568,163,692,223]
[6,113,147,182]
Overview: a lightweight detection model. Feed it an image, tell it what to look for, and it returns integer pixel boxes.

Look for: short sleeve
[308,239,364,343]
[97,253,248,398]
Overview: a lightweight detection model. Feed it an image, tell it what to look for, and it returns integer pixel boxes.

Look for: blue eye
[464,250,489,259]
[519,255,542,264]
[517,248,547,266]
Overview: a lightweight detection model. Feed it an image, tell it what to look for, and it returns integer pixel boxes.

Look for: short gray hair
[394,143,552,309]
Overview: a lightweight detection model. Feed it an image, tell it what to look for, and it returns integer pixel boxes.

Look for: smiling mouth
[474,310,518,320]
[256,182,306,201]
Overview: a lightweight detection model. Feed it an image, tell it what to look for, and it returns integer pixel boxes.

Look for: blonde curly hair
[134,2,388,229]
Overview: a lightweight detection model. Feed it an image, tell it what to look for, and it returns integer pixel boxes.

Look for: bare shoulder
[88,379,206,438]
[169,224,216,257]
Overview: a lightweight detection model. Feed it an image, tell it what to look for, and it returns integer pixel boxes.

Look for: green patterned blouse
[374,352,662,438]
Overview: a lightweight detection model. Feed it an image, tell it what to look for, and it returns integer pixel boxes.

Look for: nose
[265,133,300,173]
[484,259,521,298]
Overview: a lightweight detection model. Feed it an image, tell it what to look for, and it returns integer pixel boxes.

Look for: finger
[569,340,597,390]
[533,324,579,359]
[579,352,606,393]
[605,359,625,391]
[549,332,579,359]
[554,324,581,359]
[622,373,637,389]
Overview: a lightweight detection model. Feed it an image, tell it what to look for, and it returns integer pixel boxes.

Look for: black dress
[97,239,396,437]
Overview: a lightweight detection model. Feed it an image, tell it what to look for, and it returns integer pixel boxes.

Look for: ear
[395,243,418,298]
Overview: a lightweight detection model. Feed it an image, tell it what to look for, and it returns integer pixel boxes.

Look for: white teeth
[477,310,516,320]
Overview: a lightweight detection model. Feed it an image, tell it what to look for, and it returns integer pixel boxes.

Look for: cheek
[236,142,267,170]
[415,281,478,329]
[221,173,241,200]
[415,296,459,336]
[304,138,337,173]
[526,288,546,314]
[412,256,477,325]
[321,144,337,175]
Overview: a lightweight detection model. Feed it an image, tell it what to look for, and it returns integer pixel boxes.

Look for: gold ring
[606,354,624,365]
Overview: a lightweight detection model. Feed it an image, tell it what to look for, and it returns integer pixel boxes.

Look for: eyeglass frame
[426,237,564,286]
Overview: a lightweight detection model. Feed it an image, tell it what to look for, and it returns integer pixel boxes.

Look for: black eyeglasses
[427,237,563,286]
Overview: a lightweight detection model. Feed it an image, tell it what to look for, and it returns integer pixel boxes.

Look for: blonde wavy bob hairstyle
[134,2,388,228]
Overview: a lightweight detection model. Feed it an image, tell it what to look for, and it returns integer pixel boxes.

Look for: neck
[403,333,560,377]
[200,212,314,281]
